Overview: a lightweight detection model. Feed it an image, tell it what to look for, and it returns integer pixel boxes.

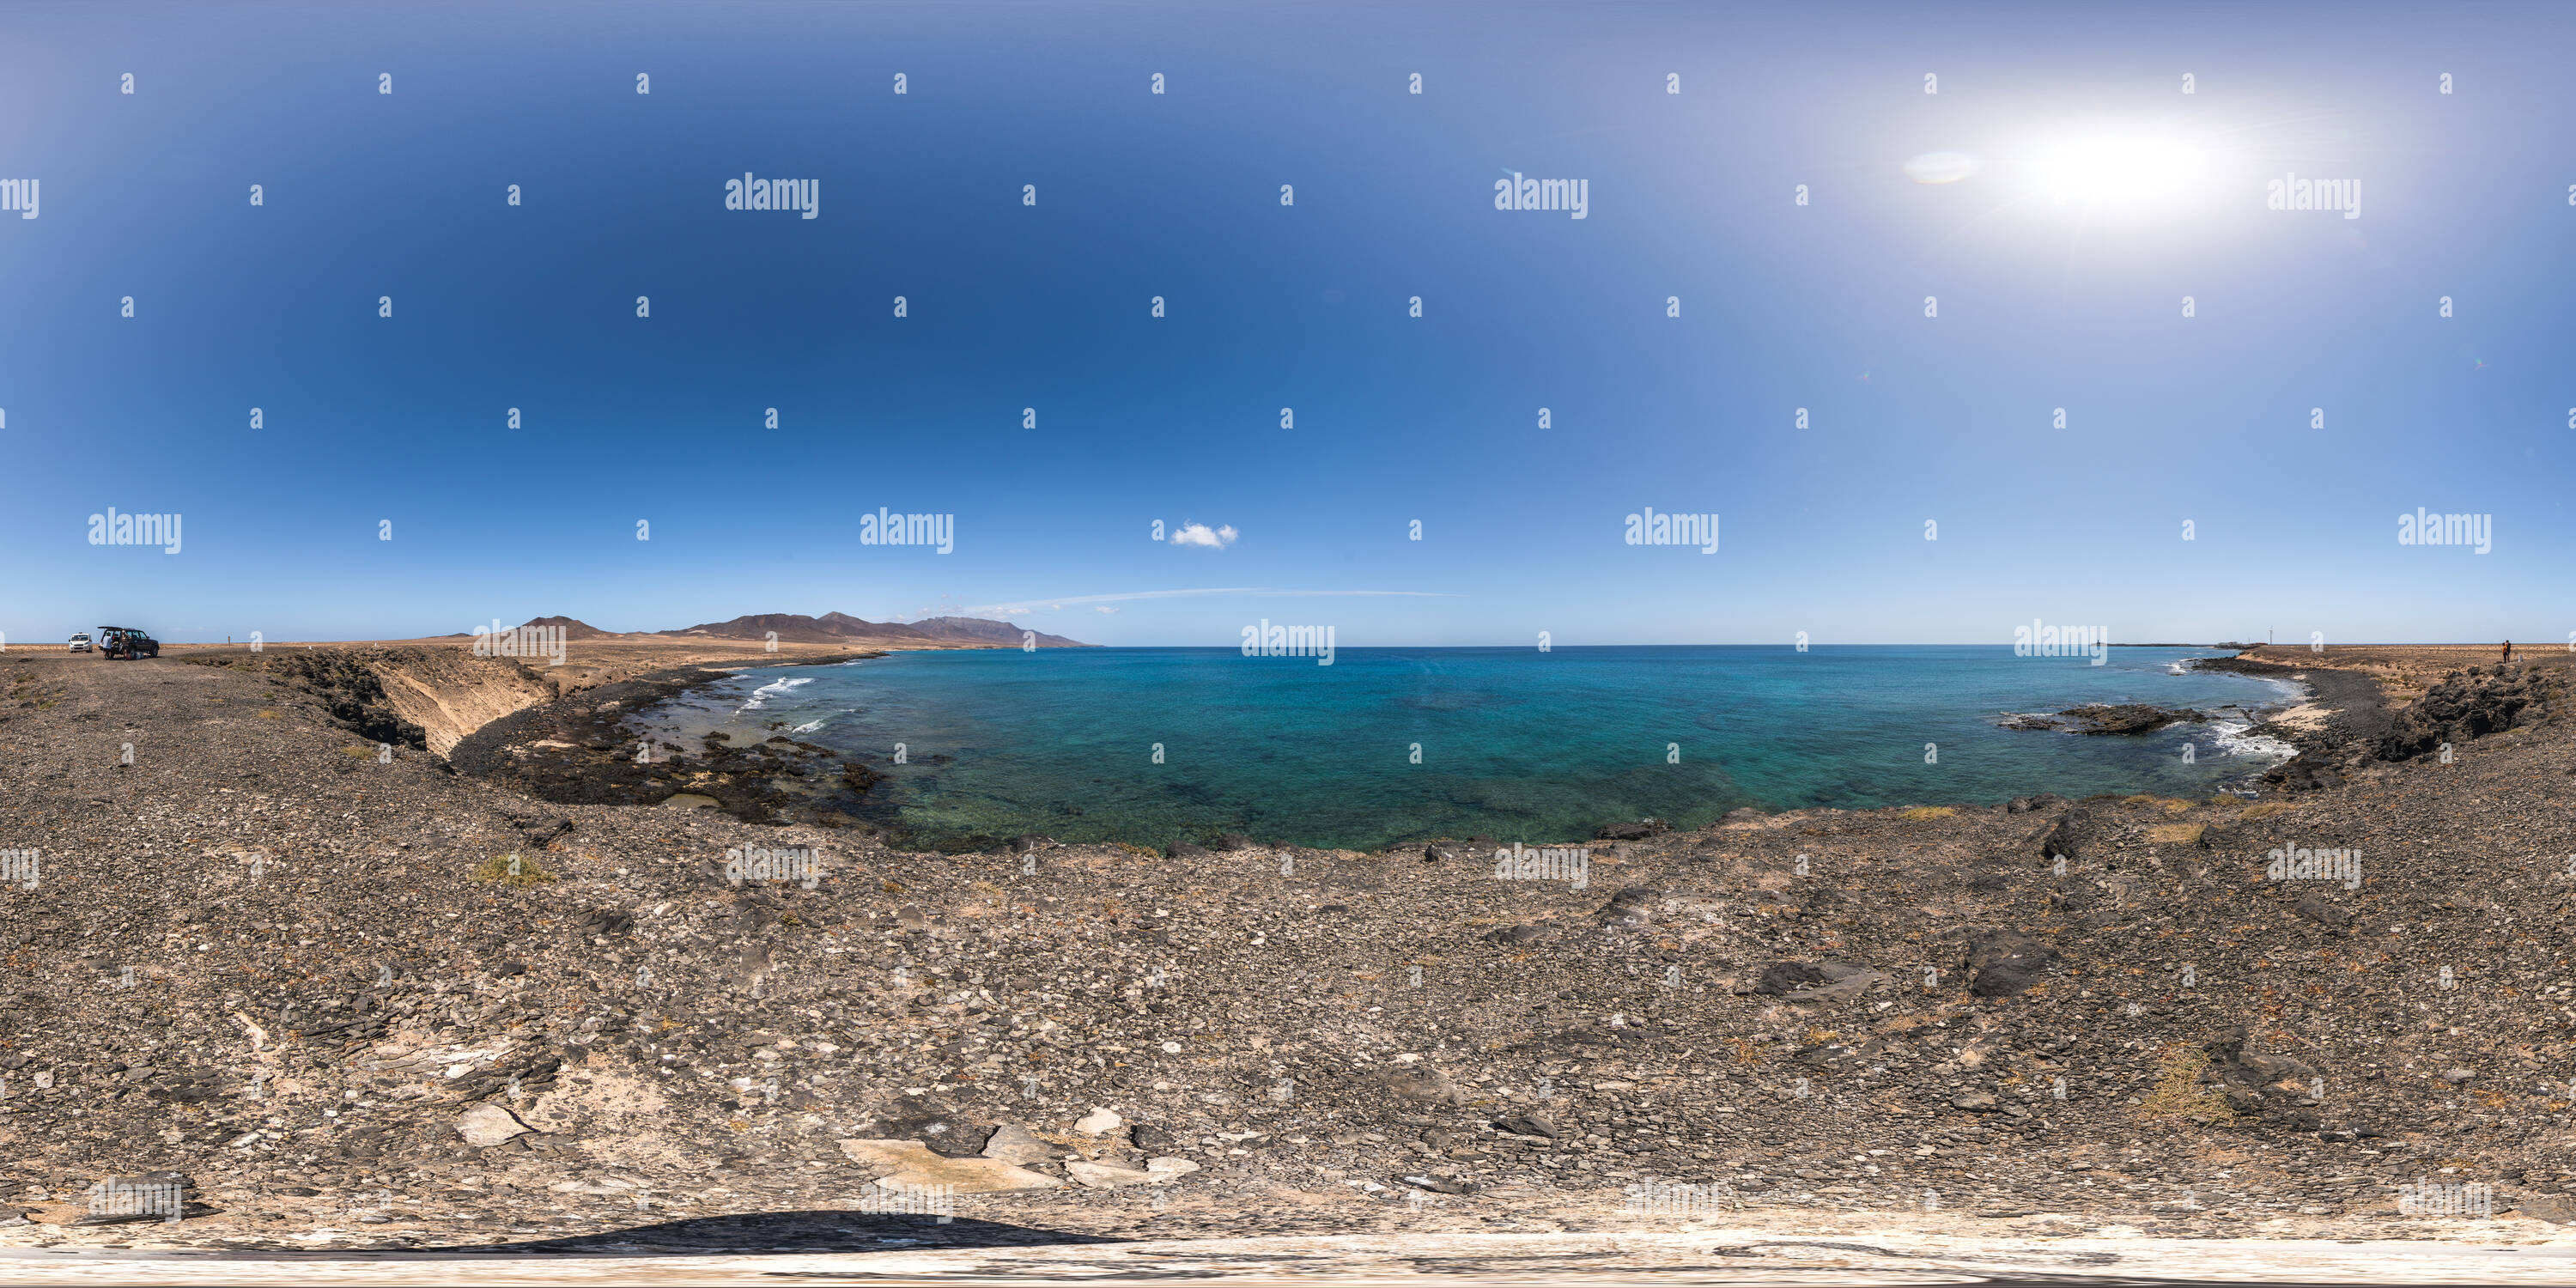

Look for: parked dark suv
[96,627,161,659]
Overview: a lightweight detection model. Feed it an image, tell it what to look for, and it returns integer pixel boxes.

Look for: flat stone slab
[457,1103,532,1147]
[1066,1157,1201,1188]
[837,1139,1060,1193]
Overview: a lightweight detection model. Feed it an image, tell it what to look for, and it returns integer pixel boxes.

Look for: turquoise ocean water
[629,646,2301,853]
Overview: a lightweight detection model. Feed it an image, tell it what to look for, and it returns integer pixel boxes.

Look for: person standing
[2502,640,2513,663]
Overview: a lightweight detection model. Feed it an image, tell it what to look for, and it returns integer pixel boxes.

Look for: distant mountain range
[466,611,1089,648]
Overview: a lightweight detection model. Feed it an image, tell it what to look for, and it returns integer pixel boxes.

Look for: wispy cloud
[961,587,1462,617]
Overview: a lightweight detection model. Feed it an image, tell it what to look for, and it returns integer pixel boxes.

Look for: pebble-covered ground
[0,643,2572,1255]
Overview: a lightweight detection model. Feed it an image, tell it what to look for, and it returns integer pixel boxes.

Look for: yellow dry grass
[471,852,556,888]
[2135,1043,2234,1124]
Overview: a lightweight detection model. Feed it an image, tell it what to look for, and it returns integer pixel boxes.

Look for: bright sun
[2029,132,2207,210]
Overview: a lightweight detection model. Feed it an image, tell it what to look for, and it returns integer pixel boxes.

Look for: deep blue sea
[628,646,2303,853]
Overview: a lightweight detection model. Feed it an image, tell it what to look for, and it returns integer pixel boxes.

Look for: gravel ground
[1,644,2573,1255]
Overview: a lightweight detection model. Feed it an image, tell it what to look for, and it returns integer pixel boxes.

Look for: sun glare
[2029,131,2207,210]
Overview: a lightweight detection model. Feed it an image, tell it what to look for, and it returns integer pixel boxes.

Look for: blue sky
[3,1,2569,647]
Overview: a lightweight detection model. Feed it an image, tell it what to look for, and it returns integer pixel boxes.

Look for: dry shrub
[2135,1043,2234,1124]
[471,852,556,888]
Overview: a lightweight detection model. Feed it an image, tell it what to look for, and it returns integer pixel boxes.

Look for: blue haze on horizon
[1,1,2568,648]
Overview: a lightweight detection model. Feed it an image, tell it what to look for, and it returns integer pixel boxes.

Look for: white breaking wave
[738,676,816,712]
[791,720,824,733]
[2209,719,2297,761]
[2165,661,2187,675]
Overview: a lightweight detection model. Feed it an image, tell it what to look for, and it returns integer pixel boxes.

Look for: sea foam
[2209,719,2297,761]
[738,676,814,712]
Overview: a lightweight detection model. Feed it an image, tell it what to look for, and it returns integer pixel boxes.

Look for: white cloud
[1096,605,1119,614]
[1170,522,1237,549]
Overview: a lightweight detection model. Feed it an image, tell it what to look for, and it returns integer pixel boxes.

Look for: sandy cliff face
[192,642,842,757]
[364,648,562,756]
[185,646,558,756]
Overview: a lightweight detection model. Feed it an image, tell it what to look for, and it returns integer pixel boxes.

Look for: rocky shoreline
[1,643,2573,1254]
[2000,702,2232,735]
[462,648,2348,850]
[447,653,884,824]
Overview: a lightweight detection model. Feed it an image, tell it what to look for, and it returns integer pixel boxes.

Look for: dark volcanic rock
[2037,802,2129,862]
[1752,961,1833,994]
[2196,820,2251,851]
[2263,756,2348,793]
[1594,818,1670,841]
[1595,886,1662,927]
[2292,894,2352,928]
[1380,1066,1461,1107]
[2379,665,2555,760]
[1751,959,1886,1000]
[2052,703,2199,735]
[187,650,431,749]
[1963,928,2055,997]
[1492,1113,1562,1139]
[2206,1026,2319,1105]
[2521,1194,2576,1224]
